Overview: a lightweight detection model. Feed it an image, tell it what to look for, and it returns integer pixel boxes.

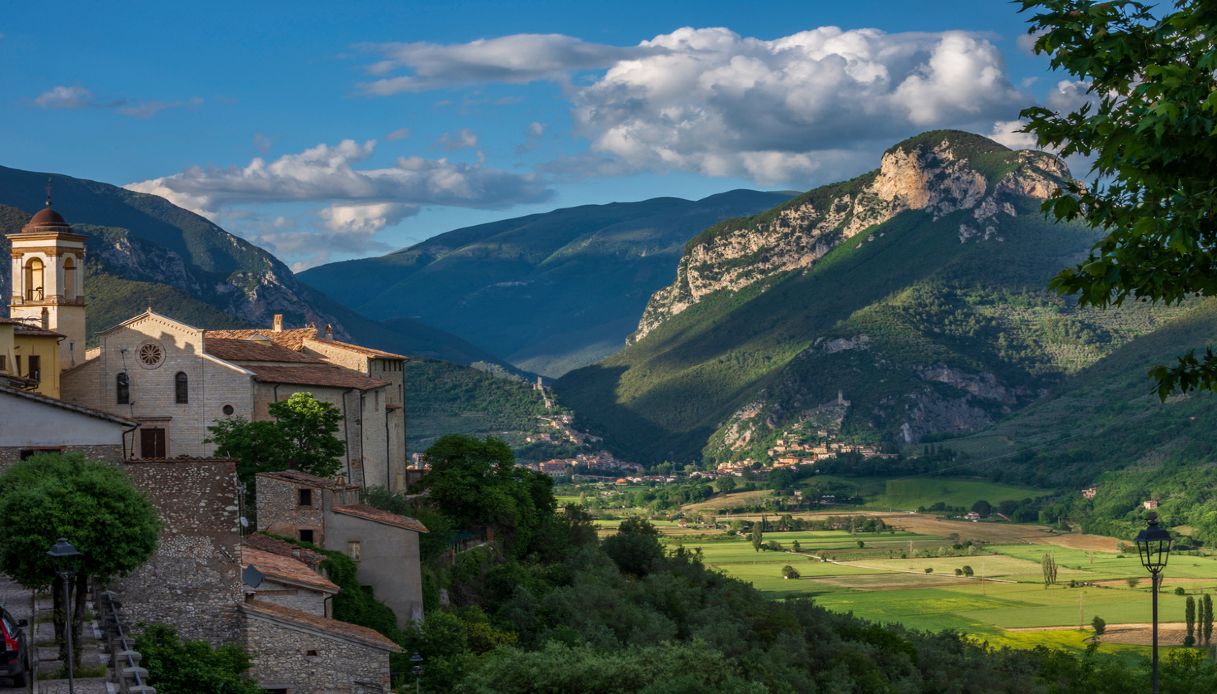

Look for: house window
[175,371,189,404]
[348,541,362,562]
[140,427,166,458]
[23,258,43,301]
[116,373,130,404]
[28,355,40,384]
[298,529,315,544]
[298,488,313,507]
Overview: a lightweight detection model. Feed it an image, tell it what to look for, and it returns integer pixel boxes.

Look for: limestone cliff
[631,131,1071,343]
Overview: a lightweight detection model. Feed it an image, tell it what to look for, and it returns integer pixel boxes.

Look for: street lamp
[47,538,82,694]
[1135,512,1172,694]
[410,652,423,694]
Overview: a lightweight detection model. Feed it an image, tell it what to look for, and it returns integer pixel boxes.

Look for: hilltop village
[0,200,423,690]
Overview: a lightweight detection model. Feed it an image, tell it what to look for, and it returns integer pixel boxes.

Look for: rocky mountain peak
[629,131,1074,343]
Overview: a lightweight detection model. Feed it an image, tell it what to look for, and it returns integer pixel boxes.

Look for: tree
[1127,577,1141,589]
[136,624,261,694]
[971,500,992,517]
[1042,552,1058,588]
[1092,615,1106,637]
[1019,0,1217,397]
[1187,596,1197,647]
[1203,594,1215,645]
[717,475,736,493]
[962,565,975,577]
[782,565,800,580]
[750,518,764,552]
[0,453,160,665]
[207,392,344,481]
[603,517,664,577]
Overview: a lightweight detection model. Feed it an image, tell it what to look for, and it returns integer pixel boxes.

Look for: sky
[0,1,1081,271]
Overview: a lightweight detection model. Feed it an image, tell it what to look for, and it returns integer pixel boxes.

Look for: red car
[0,607,29,687]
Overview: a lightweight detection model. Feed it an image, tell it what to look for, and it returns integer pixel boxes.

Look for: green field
[659,525,1217,652]
[861,477,1047,511]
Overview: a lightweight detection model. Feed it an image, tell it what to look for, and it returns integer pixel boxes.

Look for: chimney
[324,324,334,340]
[40,307,49,329]
[272,314,283,333]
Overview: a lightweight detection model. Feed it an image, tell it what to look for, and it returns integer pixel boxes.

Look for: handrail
[96,586,155,694]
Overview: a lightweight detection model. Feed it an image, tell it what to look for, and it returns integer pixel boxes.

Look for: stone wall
[255,579,330,616]
[323,510,424,626]
[256,474,326,544]
[242,604,394,693]
[117,459,244,646]
[0,443,124,472]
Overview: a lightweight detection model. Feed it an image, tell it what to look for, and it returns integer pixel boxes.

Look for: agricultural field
[630,515,1217,652]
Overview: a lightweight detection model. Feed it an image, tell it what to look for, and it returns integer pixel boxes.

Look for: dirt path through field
[1007,622,1192,646]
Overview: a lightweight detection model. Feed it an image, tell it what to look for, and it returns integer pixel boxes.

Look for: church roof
[203,335,321,363]
[27,206,67,228]
[207,327,318,351]
[244,363,387,391]
[307,337,409,361]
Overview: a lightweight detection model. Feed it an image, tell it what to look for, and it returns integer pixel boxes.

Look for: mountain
[555,130,1186,465]
[0,165,500,365]
[298,189,792,376]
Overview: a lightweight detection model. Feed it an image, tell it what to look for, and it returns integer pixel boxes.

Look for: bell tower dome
[7,181,87,368]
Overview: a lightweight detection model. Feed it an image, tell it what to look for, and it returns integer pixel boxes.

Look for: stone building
[258,470,428,626]
[242,599,400,693]
[241,543,339,617]
[0,383,133,469]
[60,310,400,489]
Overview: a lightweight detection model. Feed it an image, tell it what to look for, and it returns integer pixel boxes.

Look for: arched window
[116,372,130,405]
[175,371,188,404]
[63,256,76,299]
[24,258,44,301]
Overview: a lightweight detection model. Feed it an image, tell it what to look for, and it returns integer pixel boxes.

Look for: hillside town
[1,201,423,691]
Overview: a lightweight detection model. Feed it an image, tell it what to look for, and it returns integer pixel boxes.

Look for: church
[7,195,411,493]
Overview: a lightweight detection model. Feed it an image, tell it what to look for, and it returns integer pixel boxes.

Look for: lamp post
[410,652,423,694]
[47,538,82,694]
[1135,512,1172,694]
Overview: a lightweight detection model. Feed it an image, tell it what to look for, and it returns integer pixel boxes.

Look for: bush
[924,567,934,574]
[136,624,260,694]
[782,565,800,580]
[1092,616,1106,636]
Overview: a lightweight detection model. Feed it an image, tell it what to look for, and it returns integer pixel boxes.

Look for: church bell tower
[7,184,87,368]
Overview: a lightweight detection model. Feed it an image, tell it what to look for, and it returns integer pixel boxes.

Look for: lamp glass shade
[1135,515,1172,574]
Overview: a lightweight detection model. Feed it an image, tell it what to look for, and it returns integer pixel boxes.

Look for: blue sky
[0,1,1072,270]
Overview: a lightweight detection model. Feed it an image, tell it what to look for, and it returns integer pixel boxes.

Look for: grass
[863,477,1047,511]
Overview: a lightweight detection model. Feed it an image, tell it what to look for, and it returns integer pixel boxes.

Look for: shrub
[782,565,800,580]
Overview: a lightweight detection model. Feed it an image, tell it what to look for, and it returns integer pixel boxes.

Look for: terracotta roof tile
[257,470,359,491]
[0,384,136,426]
[244,363,387,391]
[245,534,326,570]
[203,335,321,363]
[306,337,409,361]
[242,545,338,594]
[14,324,64,338]
[332,504,428,533]
[242,600,402,652]
[207,327,318,351]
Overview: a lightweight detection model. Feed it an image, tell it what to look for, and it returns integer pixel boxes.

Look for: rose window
[138,342,165,369]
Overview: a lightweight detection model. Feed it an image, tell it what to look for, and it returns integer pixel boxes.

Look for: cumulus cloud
[988,119,1039,149]
[32,85,202,118]
[319,202,417,235]
[437,128,478,150]
[125,138,551,219]
[356,34,645,94]
[566,27,1025,184]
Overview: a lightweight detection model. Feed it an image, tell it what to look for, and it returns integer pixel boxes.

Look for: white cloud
[386,128,411,141]
[125,138,551,219]
[1047,79,1096,114]
[569,27,1025,184]
[319,202,416,235]
[356,34,646,94]
[437,128,478,150]
[988,119,1039,149]
[32,85,202,119]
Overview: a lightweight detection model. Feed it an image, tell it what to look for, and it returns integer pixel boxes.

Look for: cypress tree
[1185,596,1196,646]
[1203,594,1214,645]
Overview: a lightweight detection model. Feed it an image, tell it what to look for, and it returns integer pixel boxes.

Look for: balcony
[9,293,85,307]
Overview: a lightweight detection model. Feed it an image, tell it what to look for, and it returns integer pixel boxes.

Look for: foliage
[1203,594,1214,645]
[135,624,260,694]
[601,517,663,577]
[1042,552,1059,587]
[1019,0,1217,398]
[750,518,763,552]
[1186,596,1196,646]
[781,565,800,579]
[1092,615,1106,636]
[206,392,344,482]
[0,453,160,588]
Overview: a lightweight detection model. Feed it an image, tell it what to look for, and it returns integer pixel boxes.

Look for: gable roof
[306,337,409,361]
[241,600,402,652]
[257,469,360,491]
[0,384,136,427]
[96,309,204,338]
[14,324,64,339]
[207,327,318,351]
[244,533,325,570]
[242,545,338,594]
[332,504,428,533]
[244,363,387,391]
[203,336,321,363]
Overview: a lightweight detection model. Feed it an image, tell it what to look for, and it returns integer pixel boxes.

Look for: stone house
[242,599,400,694]
[0,383,133,470]
[242,544,339,617]
[257,470,428,626]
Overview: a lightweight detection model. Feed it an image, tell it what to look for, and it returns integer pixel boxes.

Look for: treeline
[366,435,1216,691]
